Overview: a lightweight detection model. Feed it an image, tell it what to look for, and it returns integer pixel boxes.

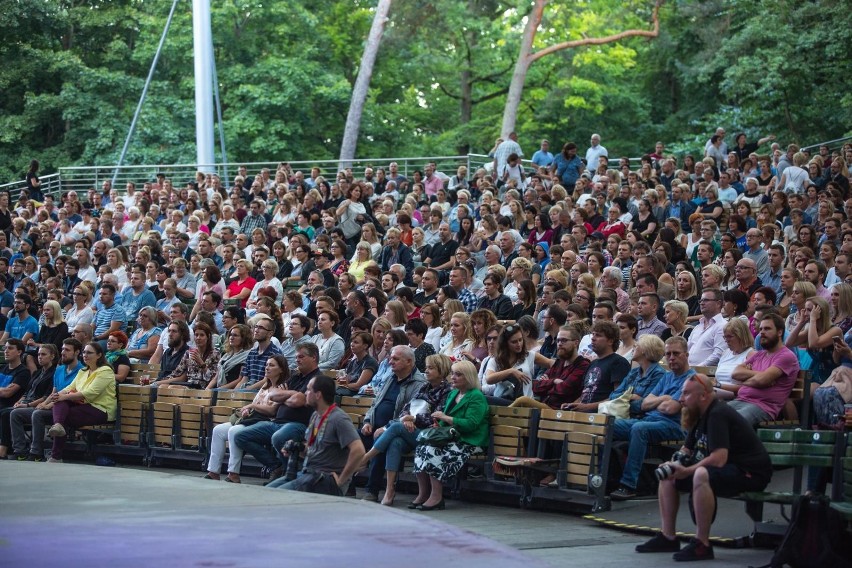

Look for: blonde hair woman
[348,241,378,285]
[714,318,755,397]
[440,312,474,360]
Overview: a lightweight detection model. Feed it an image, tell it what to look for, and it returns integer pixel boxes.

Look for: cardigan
[441,388,489,448]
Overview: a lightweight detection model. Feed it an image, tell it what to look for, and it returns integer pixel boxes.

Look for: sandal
[226,474,241,484]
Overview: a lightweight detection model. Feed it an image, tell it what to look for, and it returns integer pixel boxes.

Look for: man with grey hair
[585,133,608,170]
[603,266,630,312]
[360,345,426,502]
[476,245,502,282]
[743,229,769,282]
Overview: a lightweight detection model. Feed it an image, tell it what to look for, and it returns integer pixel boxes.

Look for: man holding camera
[636,372,772,561]
[267,375,365,496]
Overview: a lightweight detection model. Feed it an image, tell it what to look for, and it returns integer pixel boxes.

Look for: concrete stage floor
[0,461,780,567]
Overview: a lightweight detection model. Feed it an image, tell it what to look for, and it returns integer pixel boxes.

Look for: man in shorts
[635,373,772,561]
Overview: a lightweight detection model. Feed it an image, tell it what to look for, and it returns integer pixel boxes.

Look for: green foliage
[0,0,848,182]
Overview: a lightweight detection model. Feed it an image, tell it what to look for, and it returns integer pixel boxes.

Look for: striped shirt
[241,342,282,387]
[93,301,127,337]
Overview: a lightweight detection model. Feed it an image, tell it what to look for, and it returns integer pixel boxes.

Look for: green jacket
[441,388,489,448]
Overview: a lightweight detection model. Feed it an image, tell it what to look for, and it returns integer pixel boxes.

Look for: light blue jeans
[613,415,684,491]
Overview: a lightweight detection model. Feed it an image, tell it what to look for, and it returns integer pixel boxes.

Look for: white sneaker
[47,458,63,463]
[48,423,67,438]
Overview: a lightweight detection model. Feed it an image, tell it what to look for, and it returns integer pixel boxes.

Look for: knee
[692,466,710,487]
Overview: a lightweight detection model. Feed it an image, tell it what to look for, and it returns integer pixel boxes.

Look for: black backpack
[754,494,852,568]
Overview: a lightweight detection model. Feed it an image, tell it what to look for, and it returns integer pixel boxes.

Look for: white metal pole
[193,0,215,172]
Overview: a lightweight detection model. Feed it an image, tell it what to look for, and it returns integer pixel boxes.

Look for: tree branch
[439,84,461,100]
[472,87,511,104]
[528,0,663,64]
[471,62,516,86]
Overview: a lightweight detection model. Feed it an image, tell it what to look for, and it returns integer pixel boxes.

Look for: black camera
[655,450,694,481]
[283,439,305,482]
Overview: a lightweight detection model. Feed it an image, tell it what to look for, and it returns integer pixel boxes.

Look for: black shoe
[636,533,681,553]
[11,453,29,461]
[407,501,425,509]
[28,453,44,462]
[611,486,638,501]
[672,538,713,561]
[418,499,445,511]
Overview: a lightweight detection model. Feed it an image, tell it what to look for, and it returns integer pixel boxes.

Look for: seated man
[233,343,319,484]
[266,375,365,496]
[610,337,694,500]
[729,314,799,427]
[635,373,772,561]
[564,321,631,412]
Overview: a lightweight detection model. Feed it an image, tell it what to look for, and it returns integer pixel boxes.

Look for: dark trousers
[51,401,108,459]
[0,407,14,448]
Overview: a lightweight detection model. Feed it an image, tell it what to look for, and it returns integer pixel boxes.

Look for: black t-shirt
[274,369,318,425]
[21,366,55,404]
[578,353,630,404]
[0,363,31,408]
[413,290,439,306]
[344,355,379,384]
[428,239,458,267]
[685,399,771,474]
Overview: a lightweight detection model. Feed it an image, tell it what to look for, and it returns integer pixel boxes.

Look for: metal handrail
[0,172,62,202]
[801,135,852,153]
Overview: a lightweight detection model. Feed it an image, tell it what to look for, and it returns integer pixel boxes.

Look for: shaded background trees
[1,0,850,181]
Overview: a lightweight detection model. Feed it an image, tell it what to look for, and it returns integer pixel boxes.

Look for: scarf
[217,348,250,386]
[106,349,128,367]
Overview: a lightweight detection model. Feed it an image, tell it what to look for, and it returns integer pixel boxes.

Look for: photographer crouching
[267,375,365,496]
[636,373,772,561]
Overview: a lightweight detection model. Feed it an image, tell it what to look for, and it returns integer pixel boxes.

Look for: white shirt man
[687,290,726,366]
[585,134,608,170]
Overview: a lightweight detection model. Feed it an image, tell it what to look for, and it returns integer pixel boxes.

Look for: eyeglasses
[699,298,720,303]
[254,326,273,332]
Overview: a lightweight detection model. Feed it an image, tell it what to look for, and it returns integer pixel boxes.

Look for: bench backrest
[339,396,373,428]
[537,409,613,490]
[759,429,839,468]
[489,406,538,459]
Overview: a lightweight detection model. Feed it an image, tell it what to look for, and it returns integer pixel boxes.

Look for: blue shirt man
[2,295,39,343]
[531,140,554,167]
[610,339,696,499]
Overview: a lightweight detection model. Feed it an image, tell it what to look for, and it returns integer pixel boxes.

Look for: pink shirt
[424,175,443,198]
[737,347,800,419]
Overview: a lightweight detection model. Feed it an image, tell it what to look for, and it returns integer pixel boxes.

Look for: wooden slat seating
[339,396,373,429]
[117,384,155,447]
[223,298,241,309]
[147,387,211,448]
[486,406,539,480]
[534,409,615,511]
[128,363,161,385]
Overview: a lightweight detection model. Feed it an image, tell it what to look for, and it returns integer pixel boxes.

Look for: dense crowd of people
[1,132,851,553]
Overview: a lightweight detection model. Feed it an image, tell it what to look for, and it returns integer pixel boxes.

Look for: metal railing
[0,172,62,202]
[801,135,852,153]
[57,156,474,195]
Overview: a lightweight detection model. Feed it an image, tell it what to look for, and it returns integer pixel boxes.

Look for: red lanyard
[307,404,336,446]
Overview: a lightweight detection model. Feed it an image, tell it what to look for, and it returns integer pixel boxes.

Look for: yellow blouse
[63,365,117,421]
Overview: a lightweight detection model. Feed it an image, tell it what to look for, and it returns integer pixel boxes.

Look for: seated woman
[358,330,409,396]
[335,332,378,395]
[483,324,553,405]
[105,331,132,384]
[27,300,69,353]
[45,341,116,462]
[127,307,162,363]
[607,335,667,417]
[714,318,755,401]
[310,310,345,372]
[209,324,253,389]
[153,323,221,389]
[360,354,453,506]
[412,360,489,510]
[205,355,289,483]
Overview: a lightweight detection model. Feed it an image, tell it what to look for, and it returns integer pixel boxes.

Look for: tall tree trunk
[500,0,546,138]
[501,0,663,138]
[458,68,472,154]
[338,0,392,170]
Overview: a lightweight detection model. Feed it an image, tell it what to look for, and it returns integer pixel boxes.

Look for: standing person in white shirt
[687,288,726,367]
[585,134,608,171]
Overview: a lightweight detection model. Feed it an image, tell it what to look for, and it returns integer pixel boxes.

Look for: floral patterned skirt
[413,441,482,482]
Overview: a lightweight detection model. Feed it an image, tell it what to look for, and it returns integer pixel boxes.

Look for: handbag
[416,426,458,447]
[230,408,266,427]
[598,387,633,419]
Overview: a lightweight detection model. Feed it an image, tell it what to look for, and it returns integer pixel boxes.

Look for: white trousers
[207,422,247,474]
